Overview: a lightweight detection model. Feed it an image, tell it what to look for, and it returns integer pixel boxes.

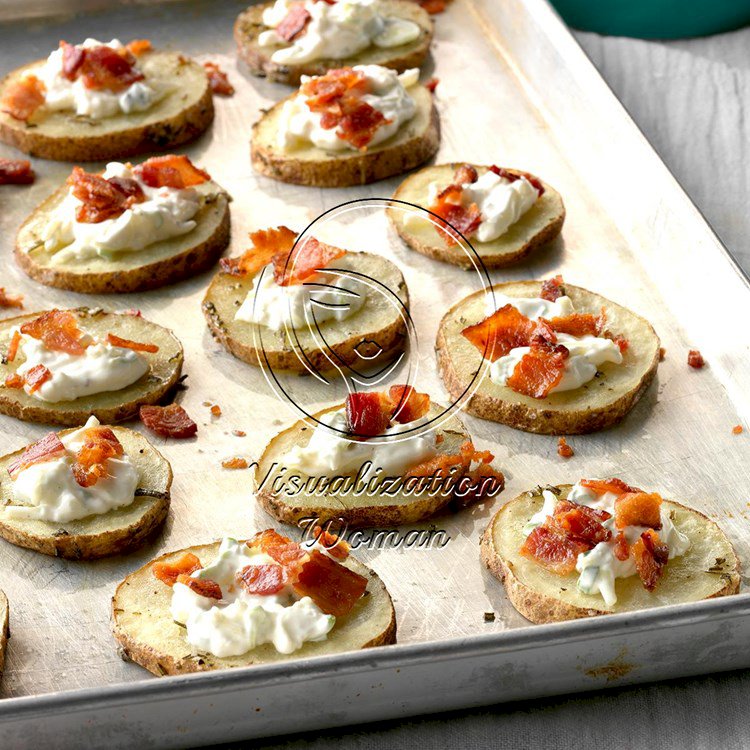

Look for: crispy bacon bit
[546,311,605,338]
[540,275,564,302]
[659,347,666,361]
[203,61,234,96]
[557,437,574,458]
[139,404,198,439]
[419,0,447,12]
[135,155,210,189]
[580,477,641,496]
[106,333,158,353]
[346,391,393,437]
[614,492,662,530]
[506,340,569,399]
[302,68,389,150]
[291,549,368,617]
[454,164,479,185]
[67,166,146,224]
[232,429,246,437]
[61,41,85,80]
[8,432,66,479]
[488,165,545,196]
[220,225,297,277]
[4,374,24,389]
[176,574,223,600]
[71,425,124,488]
[276,4,312,41]
[388,384,431,424]
[312,525,350,560]
[0,159,34,185]
[632,529,669,591]
[222,456,248,470]
[552,499,611,546]
[250,529,306,566]
[611,334,629,354]
[733,424,744,435]
[237,563,286,595]
[210,404,222,417]
[688,349,705,369]
[613,531,630,562]
[25,364,52,393]
[0,288,24,309]
[0,75,46,121]
[20,310,88,355]
[274,236,346,286]
[425,77,439,92]
[461,304,541,362]
[5,331,21,363]
[59,42,144,92]
[520,525,589,576]
[126,39,152,56]
[153,552,202,586]
[428,181,482,247]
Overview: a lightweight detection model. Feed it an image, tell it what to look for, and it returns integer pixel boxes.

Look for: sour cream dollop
[278,65,418,151]
[33,38,161,119]
[40,161,205,263]
[259,0,421,65]
[4,416,139,523]
[171,537,335,657]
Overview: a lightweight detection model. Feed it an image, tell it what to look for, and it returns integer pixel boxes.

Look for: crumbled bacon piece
[488,165,545,196]
[613,532,630,562]
[232,429,246,437]
[425,77,439,92]
[312,524,350,560]
[610,334,629,354]
[427,169,483,247]
[176,574,223,600]
[580,477,641,496]
[4,374,23,389]
[126,39,152,56]
[67,166,146,224]
[539,275,564,302]
[219,226,297,277]
[557,437,574,458]
[461,304,542,362]
[250,529,306,566]
[61,41,85,80]
[106,333,158,353]
[221,457,248,470]
[203,61,234,96]
[0,159,34,185]
[733,425,743,435]
[688,349,705,369]
[520,525,589,576]
[632,529,669,591]
[153,552,202,586]
[551,499,611,546]
[614,492,662,530]
[8,432,66,479]
[139,404,198,439]
[20,310,88,355]
[506,340,569,399]
[210,404,222,417]
[0,288,23,309]
[5,331,21,363]
[346,391,393,437]
[276,4,312,41]
[454,164,479,185]
[0,76,46,121]
[388,384,431,424]
[25,364,52,393]
[135,155,210,189]
[302,68,389,150]
[237,563,286,595]
[59,41,144,92]
[659,347,666,362]
[419,0,447,12]
[546,311,605,338]
[274,237,346,286]
[71,425,124,488]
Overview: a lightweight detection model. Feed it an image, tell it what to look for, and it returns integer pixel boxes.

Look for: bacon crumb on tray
[140,403,198,439]
[203,61,235,96]
[0,158,35,185]
[687,350,705,369]
[0,288,24,309]
[222,457,248,470]
[557,437,574,458]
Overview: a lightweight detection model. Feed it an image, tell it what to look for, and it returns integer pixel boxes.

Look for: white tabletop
[241,24,750,750]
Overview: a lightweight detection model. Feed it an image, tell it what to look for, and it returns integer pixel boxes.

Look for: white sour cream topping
[32,38,160,119]
[4,416,139,523]
[487,294,623,394]
[524,482,690,607]
[259,0,421,65]
[282,408,436,479]
[171,537,335,657]
[278,65,418,151]
[40,162,205,263]
[426,170,540,243]
[14,328,149,403]
[235,263,364,331]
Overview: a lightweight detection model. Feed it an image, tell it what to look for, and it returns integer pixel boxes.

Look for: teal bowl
[550,0,750,39]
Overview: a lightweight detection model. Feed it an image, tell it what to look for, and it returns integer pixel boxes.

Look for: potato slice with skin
[15,182,231,294]
[436,281,660,434]
[0,427,172,560]
[251,85,439,187]
[0,52,213,162]
[234,0,433,86]
[0,308,184,426]
[480,484,741,624]
[112,540,396,676]
[256,403,495,528]
[0,590,8,677]
[203,252,409,374]
[389,164,565,269]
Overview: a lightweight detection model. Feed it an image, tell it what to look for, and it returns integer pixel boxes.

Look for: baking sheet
[0,0,748,721]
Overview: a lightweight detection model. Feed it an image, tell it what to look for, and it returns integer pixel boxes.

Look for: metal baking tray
[1,0,750,746]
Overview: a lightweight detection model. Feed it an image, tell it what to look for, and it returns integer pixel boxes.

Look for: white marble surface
[221,26,750,750]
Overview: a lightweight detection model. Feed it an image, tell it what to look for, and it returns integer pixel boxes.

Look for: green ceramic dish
[551,0,750,39]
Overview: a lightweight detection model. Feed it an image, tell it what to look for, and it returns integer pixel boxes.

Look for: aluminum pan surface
[0,0,748,707]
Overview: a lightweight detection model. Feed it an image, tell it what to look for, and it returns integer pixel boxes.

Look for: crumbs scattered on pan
[557,437,574,458]
[222,457,248,470]
[688,349,705,369]
[483,611,495,623]
[732,425,743,435]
